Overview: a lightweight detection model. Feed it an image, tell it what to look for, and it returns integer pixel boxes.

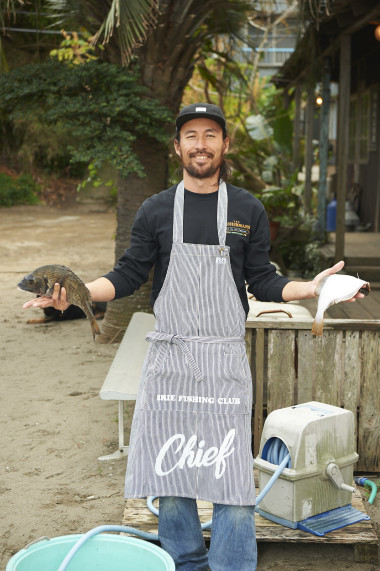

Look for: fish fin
[311,317,324,336]
[315,276,328,297]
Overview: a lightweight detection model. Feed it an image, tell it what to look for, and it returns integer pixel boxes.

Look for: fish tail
[90,317,101,341]
[311,312,324,336]
[84,301,101,340]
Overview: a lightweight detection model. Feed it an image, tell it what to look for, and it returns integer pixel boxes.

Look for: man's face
[174,118,229,180]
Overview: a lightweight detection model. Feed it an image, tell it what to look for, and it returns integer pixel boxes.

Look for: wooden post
[335,34,351,263]
[304,83,314,213]
[317,57,331,235]
[292,83,302,173]
[375,89,380,232]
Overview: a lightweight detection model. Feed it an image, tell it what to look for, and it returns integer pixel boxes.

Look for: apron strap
[173,180,228,246]
[173,181,185,245]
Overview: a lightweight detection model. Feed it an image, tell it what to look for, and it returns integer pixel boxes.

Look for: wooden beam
[277,4,380,90]
[335,34,351,263]
[375,89,380,232]
[352,0,377,17]
[345,4,380,35]
[336,9,354,29]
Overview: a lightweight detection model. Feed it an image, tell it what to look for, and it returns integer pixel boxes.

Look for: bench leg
[98,401,130,461]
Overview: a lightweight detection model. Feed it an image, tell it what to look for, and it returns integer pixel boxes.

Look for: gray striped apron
[125,180,255,506]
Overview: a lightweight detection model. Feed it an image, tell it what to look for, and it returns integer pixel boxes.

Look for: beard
[179,150,223,180]
[183,161,221,180]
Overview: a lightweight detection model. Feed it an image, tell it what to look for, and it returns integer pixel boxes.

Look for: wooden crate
[245,318,380,472]
[122,486,378,564]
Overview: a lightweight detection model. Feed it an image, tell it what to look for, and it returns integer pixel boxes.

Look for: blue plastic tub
[7,533,175,570]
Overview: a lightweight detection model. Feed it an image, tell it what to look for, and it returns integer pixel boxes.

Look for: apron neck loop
[173,180,228,246]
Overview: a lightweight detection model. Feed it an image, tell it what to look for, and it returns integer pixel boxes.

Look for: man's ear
[223,136,230,155]
[174,138,181,158]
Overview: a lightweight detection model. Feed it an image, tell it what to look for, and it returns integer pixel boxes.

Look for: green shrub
[0,173,40,207]
[0,60,172,180]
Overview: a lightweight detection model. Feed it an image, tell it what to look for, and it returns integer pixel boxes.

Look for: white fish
[312,274,370,336]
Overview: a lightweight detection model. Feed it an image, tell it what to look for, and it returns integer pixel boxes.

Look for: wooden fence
[245,318,380,473]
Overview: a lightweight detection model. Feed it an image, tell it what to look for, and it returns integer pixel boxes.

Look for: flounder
[312,274,370,336]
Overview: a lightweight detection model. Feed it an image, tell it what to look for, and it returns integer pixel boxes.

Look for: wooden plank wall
[246,319,380,472]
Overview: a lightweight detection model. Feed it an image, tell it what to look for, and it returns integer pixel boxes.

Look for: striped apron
[125,180,255,506]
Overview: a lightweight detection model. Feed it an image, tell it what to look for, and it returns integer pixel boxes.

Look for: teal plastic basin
[7,534,175,570]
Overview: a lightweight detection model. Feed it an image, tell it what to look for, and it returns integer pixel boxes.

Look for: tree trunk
[98,0,246,342]
[98,6,201,342]
[97,138,168,343]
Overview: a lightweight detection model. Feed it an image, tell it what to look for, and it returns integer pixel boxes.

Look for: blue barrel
[7,534,175,570]
[326,199,337,232]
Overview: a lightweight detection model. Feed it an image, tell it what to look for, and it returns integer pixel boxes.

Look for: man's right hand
[23,283,71,312]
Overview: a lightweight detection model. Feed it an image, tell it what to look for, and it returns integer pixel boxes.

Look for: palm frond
[45,0,82,28]
[46,0,158,63]
[91,0,159,63]
[0,0,23,29]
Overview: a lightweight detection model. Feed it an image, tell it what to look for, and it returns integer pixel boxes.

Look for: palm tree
[4,0,254,342]
[49,0,253,342]
[98,1,254,342]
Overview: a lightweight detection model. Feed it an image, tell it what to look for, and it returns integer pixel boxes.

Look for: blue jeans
[158,497,257,570]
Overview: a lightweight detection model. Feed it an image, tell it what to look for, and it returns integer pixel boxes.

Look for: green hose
[355,477,377,505]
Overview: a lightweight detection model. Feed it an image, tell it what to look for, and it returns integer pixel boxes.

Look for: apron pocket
[146,341,170,376]
[223,344,247,384]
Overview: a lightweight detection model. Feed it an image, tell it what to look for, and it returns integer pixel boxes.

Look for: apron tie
[146,331,203,382]
[146,331,245,383]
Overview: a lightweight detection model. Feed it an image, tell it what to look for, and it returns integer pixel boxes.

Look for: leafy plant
[8,119,80,174]
[50,30,100,64]
[257,172,301,223]
[0,173,40,207]
[0,59,172,181]
[275,217,325,278]
[259,185,298,222]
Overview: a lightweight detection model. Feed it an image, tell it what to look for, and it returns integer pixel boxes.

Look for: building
[245,1,299,78]
[274,0,380,259]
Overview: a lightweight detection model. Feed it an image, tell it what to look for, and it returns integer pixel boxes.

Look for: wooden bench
[98,311,156,461]
[98,302,311,462]
[99,307,380,472]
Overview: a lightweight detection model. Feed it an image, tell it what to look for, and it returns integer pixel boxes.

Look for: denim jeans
[158,496,257,570]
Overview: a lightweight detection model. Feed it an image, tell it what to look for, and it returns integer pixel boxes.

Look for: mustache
[189,151,214,159]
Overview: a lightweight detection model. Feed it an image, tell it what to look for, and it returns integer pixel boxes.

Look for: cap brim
[176,113,226,132]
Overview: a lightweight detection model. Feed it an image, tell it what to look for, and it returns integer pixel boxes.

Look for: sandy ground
[1,202,379,570]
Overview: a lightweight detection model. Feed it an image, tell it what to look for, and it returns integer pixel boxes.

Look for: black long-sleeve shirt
[104,183,289,316]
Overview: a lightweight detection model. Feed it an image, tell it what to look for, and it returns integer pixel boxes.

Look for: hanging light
[316,96,323,106]
[375,24,380,42]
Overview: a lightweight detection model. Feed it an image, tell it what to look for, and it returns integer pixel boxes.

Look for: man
[24,103,358,570]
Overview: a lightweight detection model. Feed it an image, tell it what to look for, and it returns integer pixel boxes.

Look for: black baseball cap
[175,103,227,134]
